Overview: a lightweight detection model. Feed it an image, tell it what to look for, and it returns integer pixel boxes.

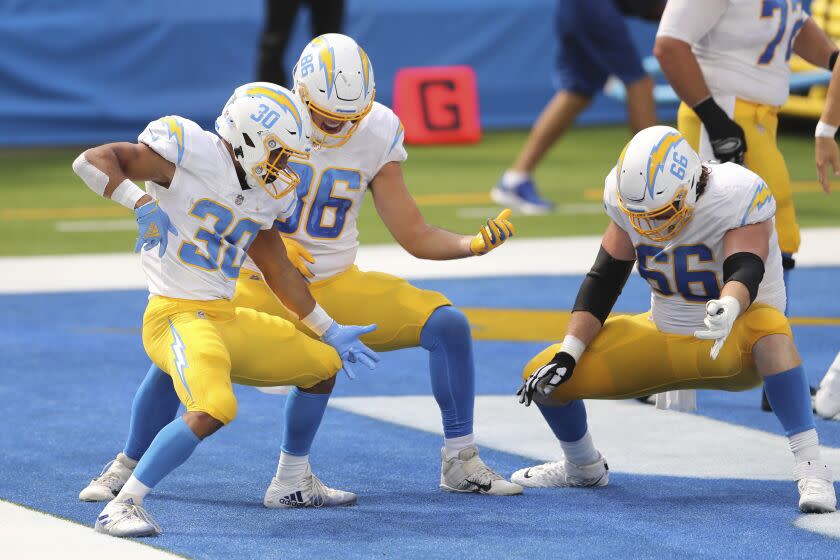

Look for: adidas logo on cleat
[276,491,305,506]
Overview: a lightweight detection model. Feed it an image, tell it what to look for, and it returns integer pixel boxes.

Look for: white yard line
[0,499,182,560]
[0,228,838,294]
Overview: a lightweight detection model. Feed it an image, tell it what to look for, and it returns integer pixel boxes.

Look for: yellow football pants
[522,304,792,402]
[142,296,341,424]
[678,99,800,254]
[234,265,451,351]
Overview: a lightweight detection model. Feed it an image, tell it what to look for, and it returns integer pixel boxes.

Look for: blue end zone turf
[1,268,839,557]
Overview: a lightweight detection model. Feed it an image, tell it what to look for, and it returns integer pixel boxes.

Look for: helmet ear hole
[242,133,255,148]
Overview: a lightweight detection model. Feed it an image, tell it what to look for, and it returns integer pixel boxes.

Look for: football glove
[470,208,515,255]
[517,351,576,406]
[692,97,746,165]
[134,201,177,257]
[322,322,380,380]
[282,236,315,278]
[694,295,741,360]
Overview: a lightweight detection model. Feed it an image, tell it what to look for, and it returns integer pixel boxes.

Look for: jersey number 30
[179,199,262,278]
[276,163,361,238]
[636,244,721,302]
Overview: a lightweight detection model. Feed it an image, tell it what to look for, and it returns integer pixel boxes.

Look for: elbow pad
[723,252,764,304]
[572,246,635,324]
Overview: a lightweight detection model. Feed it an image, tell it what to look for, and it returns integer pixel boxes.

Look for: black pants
[257,0,344,87]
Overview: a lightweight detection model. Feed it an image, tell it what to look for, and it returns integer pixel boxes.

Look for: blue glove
[322,322,380,380]
[134,202,177,257]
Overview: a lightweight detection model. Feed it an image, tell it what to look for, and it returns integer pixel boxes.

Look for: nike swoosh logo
[471,481,493,492]
[523,469,533,479]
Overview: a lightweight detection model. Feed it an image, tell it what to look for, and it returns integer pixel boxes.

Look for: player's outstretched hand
[517,351,576,406]
[282,236,316,278]
[134,201,177,257]
[470,208,516,255]
[694,295,741,360]
[816,136,839,194]
[322,322,380,380]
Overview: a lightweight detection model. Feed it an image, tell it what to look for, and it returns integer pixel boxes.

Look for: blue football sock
[123,364,181,461]
[536,400,588,442]
[132,417,201,489]
[763,365,815,437]
[420,306,475,439]
[280,387,331,456]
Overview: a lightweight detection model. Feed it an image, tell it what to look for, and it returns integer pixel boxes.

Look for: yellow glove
[470,208,515,255]
[282,236,315,278]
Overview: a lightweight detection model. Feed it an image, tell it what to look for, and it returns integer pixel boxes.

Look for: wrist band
[112,179,148,210]
[301,303,334,336]
[560,335,586,362]
[815,121,838,138]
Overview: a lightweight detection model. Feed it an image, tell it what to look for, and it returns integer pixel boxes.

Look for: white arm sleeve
[656,0,730,44]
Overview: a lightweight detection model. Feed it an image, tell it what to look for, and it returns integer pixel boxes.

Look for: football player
[78,33,523,503]
[513,126,836,514]
[73,83,379,537]
[812,52,840,420]
[654,0,837,314]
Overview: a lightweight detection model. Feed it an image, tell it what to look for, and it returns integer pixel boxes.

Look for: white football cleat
[814,362,840,420]
[440,446,523,496]
[94,498,161,538]
[79,453,135,502]
[511,454,609,488]
[795,461,837,514]
[264,466,356,508]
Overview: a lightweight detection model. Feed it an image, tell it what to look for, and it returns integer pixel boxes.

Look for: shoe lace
[307,475,328,508]
[93,460,124,487]
[113,502,161,533]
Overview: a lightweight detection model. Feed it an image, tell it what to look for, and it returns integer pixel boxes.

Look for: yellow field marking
[463,308,840,341]
[1,207,129,220]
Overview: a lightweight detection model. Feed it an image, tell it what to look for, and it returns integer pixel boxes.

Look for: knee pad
[420,306,471,350]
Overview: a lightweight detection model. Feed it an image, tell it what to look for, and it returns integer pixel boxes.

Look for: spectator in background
[492,0,663,215]
[257,0,344,86]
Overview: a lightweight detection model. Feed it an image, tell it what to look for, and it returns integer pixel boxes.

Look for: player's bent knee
[301,375,337,395]
[739,305,792,350]
[196,387,238,426]
[182,410,225,439]
[420,305,470,350]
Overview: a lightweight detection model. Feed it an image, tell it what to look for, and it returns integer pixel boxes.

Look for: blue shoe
[491,178,554,215]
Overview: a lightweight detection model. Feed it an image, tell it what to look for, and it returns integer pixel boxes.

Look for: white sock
[115,475,151,505]
[444,433,475,460]
[789,428,820,463]
[276,452,309,481]
[501,169,529,189]
[117,452,138,469]
[560,430,600,466]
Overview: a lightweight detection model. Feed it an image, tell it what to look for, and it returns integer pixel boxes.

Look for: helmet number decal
[670,151,688,181]
[249,104,281,128]
[300,54,315,78]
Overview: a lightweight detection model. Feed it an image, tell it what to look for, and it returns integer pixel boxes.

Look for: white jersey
[139,116,297,300]
[657,0,808,107]
[271,102,407,281]
[604,162,786,335]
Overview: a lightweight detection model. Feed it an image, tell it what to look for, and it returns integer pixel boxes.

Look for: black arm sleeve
[572,245,635,324]
[722,252,765,304]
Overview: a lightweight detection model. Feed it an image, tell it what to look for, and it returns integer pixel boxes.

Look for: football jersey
[657,0,808,107]
[138,116,297,301]
[604,161,786,335]
[272,102,407,281]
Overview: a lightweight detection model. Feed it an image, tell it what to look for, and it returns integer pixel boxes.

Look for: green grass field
[1,125,837,256]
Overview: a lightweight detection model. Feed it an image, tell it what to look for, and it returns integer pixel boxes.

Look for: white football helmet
[293,33,375,148]
[215,82,312,198]
[615,125,702,242]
